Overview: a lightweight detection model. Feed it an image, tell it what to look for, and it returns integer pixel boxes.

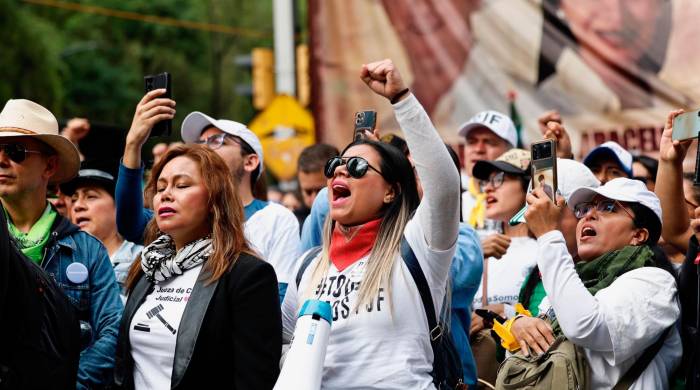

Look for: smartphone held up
[531,140,557,202]
[144,72,172,137]
[353,110,377,141]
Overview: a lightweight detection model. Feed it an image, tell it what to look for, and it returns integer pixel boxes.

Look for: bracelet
[390,88,410,104]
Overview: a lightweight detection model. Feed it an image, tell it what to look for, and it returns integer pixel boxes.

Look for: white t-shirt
[537,231,681,389]
[281,219,455,390]
[472,236,538,317]
[245,201,301,288]
[129,264,203,390]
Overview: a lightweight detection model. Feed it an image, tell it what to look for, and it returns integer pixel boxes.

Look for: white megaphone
[274,299,332,390]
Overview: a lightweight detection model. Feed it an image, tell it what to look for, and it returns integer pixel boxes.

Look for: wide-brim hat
[0,99,80,184]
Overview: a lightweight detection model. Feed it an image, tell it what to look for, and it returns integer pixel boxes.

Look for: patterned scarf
[141,235,213,284]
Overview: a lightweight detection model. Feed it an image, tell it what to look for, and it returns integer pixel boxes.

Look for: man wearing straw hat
[0,99,122,389]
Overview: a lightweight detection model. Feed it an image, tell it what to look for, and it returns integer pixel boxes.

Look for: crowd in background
[1,58,699,390]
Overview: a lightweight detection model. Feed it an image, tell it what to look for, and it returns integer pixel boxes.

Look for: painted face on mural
[560,0,666,69]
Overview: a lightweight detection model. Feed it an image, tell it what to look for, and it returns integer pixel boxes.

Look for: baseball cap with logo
[457,110,518,147]
[472,148,530,180]
[582,141,633,177]
[0,99,80,184]
[181,111,264,179]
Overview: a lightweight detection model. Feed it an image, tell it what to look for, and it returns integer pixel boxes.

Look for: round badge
[66,262,89,284]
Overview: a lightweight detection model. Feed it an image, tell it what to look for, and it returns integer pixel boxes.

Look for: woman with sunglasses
[522,178,680,388]
[113,145,281,390]
[281,59,459,389]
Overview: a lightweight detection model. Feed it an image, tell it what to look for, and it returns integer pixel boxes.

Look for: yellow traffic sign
[249,95,315,181]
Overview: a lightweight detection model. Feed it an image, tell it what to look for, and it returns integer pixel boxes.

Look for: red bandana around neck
[329,218,383,271]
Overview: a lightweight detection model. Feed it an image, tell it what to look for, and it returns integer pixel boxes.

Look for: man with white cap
[458,110,517,231]
[0,99,122,389]
[117,90,300,302]
[514,178,681,388]
[582,140,633,184]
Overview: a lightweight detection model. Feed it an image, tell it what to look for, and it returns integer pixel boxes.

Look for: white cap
[181,111,264,179]
[582,141,633,177]
[567,177,662,227]
[511,158,600,225]
[457,110,517,147]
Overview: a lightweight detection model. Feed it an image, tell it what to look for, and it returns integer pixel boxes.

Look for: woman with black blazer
[114,145,281,390]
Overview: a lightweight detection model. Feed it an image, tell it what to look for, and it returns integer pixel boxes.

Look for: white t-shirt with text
[281,219,455,390]
[472,236,538,316]
[129,264,203,390]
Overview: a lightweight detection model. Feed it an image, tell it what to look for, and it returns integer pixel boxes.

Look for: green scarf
[6,204,57,264]
[551,245,655,335]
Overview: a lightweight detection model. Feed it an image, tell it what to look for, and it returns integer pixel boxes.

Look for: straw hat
[0,99,80,184]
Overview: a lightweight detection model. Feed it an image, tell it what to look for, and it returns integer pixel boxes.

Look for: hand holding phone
[353,110,377,141]
[144,72,172,137]
[531,140,557,202]
[672,109,700,142]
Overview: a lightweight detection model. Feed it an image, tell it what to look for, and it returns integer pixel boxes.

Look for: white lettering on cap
[66,262,89,284]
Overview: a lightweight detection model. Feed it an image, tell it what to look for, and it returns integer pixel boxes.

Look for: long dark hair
[304,139,420,309]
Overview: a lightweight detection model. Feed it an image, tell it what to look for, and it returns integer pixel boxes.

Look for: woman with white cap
[522,178,681,388]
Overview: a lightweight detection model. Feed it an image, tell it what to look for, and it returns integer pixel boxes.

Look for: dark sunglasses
[324,156,383,179]
[0,144,43,163]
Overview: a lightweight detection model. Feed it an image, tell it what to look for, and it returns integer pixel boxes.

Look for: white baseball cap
[181,111,264,179]
[582,141,633,177]
[567,177,662,227]
[457,110,518,147]
[510,158,600,225]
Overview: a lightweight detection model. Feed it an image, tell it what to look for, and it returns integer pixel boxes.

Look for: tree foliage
[1,0,276,141]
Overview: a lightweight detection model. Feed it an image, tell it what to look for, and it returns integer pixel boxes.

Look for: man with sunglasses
[0,99,122,389]
[117,89,300,303]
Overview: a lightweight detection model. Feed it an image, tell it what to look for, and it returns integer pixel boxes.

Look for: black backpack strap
[612,325,672,390]
[400,238,441,341]
[295,246,322,289]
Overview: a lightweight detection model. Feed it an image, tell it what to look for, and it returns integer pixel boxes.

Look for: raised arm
[116,90,174,243]
[361,59,460,250]
[656,109,693,253]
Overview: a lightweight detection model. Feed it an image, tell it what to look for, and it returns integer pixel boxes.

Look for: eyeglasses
[573,199,634,220]
[0,144,43,163]
[195,133,239,150]
[324,156,383,179]
[479,171,505,191]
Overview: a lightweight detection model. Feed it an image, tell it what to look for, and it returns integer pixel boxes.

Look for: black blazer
[114,253,282,390]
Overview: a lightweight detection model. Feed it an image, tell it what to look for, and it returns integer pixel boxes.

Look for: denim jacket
[41,214,123,389]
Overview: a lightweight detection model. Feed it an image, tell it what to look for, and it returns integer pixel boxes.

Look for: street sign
[249,95,315,181]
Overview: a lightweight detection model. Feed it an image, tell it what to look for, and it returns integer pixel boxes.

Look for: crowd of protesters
[1,57,700,390]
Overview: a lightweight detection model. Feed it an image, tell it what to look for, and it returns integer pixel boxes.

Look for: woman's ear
[631,227,650,246]
[383,184,398,204]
